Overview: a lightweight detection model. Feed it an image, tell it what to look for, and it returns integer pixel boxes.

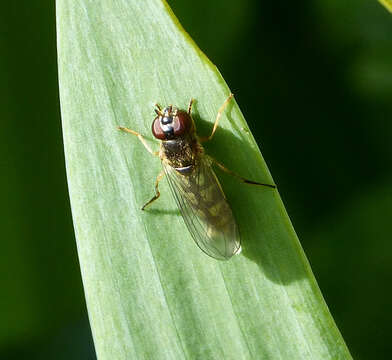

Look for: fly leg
[210,157,276,188]
[141,170,165,210]
[187,98,195,115]
[199,93,234,142]
[117,126,159,156]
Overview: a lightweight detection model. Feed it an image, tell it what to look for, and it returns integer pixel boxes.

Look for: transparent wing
[162,157,240,260]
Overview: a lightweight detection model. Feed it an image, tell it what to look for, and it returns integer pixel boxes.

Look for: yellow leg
[117,126,159,156]
[200,93,234,142]
[142,170,165,210]
[211,157,276,188]
[188,98,195,115]
[154,103,162,116]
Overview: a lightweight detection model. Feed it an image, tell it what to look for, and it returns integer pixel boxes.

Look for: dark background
[0,1,391,359]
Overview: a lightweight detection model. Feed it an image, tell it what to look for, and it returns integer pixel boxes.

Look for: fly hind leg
[142,170,165,210]
[210,157,276,189]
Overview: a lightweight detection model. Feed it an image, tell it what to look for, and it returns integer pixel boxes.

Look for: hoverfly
[118,94,275,260]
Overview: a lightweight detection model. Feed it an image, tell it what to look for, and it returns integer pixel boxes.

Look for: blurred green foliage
[0,0,391,359]
[379,0,392,13]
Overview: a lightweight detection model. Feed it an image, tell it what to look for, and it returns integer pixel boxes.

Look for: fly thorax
[162,137,197,169]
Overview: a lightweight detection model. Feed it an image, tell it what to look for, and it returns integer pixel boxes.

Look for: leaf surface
[57,1,351,359]
[380,0,392,13]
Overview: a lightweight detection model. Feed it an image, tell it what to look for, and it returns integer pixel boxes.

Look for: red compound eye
[151,110,192,140]
[172,111,191,136]
[152,117,166,139]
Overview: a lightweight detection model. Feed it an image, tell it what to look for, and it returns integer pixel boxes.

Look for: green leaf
[379,0,392,13]
[57,1,352,359]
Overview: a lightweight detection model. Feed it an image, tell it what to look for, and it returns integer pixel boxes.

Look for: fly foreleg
[117,126,159,156]
[141,170,165,210]
[199,93,234,142]
[210,157,276,189]
[187,98,195,115]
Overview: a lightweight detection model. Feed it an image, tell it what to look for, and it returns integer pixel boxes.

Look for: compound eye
[151,110,192,140]
[173,111,192,136]
[152,117,166,139]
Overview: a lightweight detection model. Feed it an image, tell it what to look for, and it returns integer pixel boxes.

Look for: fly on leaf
[118,94,275,260]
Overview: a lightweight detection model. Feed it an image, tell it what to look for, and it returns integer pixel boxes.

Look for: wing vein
[162,158,240,260]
